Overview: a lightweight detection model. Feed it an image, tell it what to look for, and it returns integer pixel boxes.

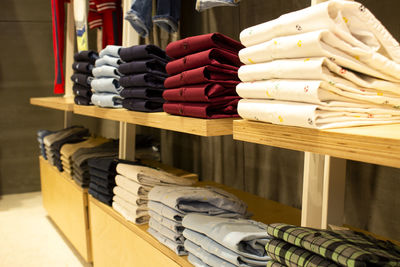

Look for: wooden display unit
[39,156,92,262]
[30,97,74,112]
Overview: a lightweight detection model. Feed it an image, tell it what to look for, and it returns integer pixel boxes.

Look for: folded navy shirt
[88,157,118,172]
[119,44,170,62]
[123,98,164,112]
[71,73,93,87]
[88,188,113,206]
[166,48,241,75]
[74,96,92,106]
[72,62,94,74]
[166,33,244,59]
[73,85,92,98]
[120,88,164,99]
[162,83,239,102]
[119,73,166,88]
[163,97,240,119]
[89,167,117,180]
[118,58,168,77]
[164,65,239,89]
[91,175,116,189]
[74,50,99,64]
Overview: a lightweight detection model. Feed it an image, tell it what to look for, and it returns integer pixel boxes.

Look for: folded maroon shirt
[163,83,239,102]
[166,33,244,59]
[164,65,239,89]
[166,48,242,75]
[163,97,240,119]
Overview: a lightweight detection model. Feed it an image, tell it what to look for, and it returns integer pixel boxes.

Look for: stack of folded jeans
[162,33,244,119]
[112,161,196,225]
[71,51,99,105]
[237,0,400,129]
[118,45,170,112]
[43,126,90,171]
[91,45,124,108]
[60,136,109,176]
[265,223,400,267]
[71,140,119,187]
[147,185,248,256]
[183,213,271,267]
[37,130,54,159]
[88,157,120,206]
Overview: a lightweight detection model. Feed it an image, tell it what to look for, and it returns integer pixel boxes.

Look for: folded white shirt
[238,99,400,129]
[113,185,148,206]
[239,0,400,64]
[115,174,151,197]
[116,163,196,187]
[113,195,148,222]
[112,201,149,225]
[239,29,400,81]
[236,79,400,108]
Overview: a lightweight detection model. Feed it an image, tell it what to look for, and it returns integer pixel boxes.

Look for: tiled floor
[0,192,91,267]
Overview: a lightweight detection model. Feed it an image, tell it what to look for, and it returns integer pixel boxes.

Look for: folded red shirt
[164,65,239,89]
[163,83,239,102]
[166,33,244,59]
[166,48,242,75]
[163,97,240,119]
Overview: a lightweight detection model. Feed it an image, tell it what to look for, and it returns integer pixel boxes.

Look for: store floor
[0,192,91,267]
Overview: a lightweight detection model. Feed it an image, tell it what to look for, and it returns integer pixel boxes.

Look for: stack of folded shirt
[71,51,99,105]
[43,126,90,171]
[88,157,119,206]
[265,223,400,267]
[237,0,400,129]
[118,45,170,112]
[147,185,248,256]
[37,130,54,160]
[71,140,119,187]
[60,136,109,176]
[91,45,124,108]
[162,33,244,119]
[112,162,196,225]
[183,213,271,267]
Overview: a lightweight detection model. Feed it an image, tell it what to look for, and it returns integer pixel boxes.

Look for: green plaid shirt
[266,259,287,267]
[266,223,400,267]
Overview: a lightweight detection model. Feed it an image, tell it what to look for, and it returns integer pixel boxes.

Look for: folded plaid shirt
[266,238,338,267]
[266,260,289,267]
[267,223,400,267]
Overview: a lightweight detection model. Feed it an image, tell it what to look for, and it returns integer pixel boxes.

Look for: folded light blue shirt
[91,78,123,94]
[99,45,122,58]
[91,93,123,108]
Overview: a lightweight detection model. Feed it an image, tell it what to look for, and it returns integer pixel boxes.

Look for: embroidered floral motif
[342,16,348,23]
[307,118,313,125]
[304,85,309,93]
[278,116,284,123]
[296,24,302,31]
[248,58,255,64]
[297,40,302,47]
[304,58,310,62]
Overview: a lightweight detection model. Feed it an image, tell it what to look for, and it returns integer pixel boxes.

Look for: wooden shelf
[233,120,400,168]
[30,97,74,111]
[73,105,236,136]
[89,181,300,267]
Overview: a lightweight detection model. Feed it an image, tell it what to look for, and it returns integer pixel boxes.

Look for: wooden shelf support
[119,122,136,161]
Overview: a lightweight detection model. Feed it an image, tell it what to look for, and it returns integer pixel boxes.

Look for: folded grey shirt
[184,239,236,267]
[71,141,118,165]
[148,200,185,222]
[147,227,187,256]
[149,210,184,233]
[183,213,271,261]
[148,186,247,217]
[188,253,211,267]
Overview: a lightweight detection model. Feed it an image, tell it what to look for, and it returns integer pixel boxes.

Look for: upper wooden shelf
[30,97,74,111]
[74,105,236,136]
[233,120,400,168]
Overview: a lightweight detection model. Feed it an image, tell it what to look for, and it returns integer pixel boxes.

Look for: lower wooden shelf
[39,156,92,262]
[30,97,74,111]
[88,181,301,267]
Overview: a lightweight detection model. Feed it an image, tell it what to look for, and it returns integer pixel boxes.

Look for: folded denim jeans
[152,0,181,34]
[123,99,164,112]
[92,78,123,94]
[118,59,167,76]
[166,33,244,59]
[88,156,118,172]
[95,55,124,68]
[163,83,238,102]
[147,227,187,255]
[119,44,169,62]
[72,62,94,74]
[91,93,123,108]
[120,88,164,99]
[89,167,116,180]
[119,73,166,88]
[166,48,241,75]
[99,45,122,58]
[74,50,99,64]
[89,188,113,206]
[164,65,239,89]
[196,0,240,12]
[93,65,121,79]
[89,182,114,196]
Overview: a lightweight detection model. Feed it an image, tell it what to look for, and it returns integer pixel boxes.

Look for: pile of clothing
[71,51,98,105]
[118,45,170,112]
[162,33,244,119]
[237,0,400,129]
[60,136,109,177]
[37,130,54,159]
[265,223,400,267]
[91,45,124,108]
[183,213,271,267]
[147,185,248,255]
[112,162,196,225]
[88,157,119,206]
[70,140,119,187]
[43,126,90,171]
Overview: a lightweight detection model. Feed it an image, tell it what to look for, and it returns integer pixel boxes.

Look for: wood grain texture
[30,97,74,111]
[233,120,400,168]
[89,181,300,267]
[39,157,92,262]
[74,105,236,136]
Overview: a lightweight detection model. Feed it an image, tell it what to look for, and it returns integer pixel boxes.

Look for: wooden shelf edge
[30,97,74,111]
